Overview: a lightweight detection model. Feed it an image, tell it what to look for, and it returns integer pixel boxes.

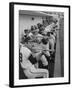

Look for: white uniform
[31,33,43,43]
[40,42,50,66]
[44,23,55,34]
[20,45,49,78]
[49,34,55,51]
[20,46,33,70]
[28,32,33,38]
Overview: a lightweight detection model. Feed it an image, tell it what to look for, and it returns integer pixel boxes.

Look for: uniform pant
[23,66,49,78]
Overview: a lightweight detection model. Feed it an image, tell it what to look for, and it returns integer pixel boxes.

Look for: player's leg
[30,68,49,78]
[40,55,48,66]
[23,69,49,78]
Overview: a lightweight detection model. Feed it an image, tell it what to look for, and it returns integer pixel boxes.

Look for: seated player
[20,44,49,79]
[31,25,43,43]
[44,22,55,35]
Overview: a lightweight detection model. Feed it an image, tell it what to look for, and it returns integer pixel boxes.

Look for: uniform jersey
[44,23,55,34]
[20,46,34,70]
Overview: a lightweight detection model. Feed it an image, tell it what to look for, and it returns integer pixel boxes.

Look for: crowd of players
[19,18,58,79]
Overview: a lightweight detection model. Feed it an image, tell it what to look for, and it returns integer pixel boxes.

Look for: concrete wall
[59,17,64,77]
[54,17,64,77]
